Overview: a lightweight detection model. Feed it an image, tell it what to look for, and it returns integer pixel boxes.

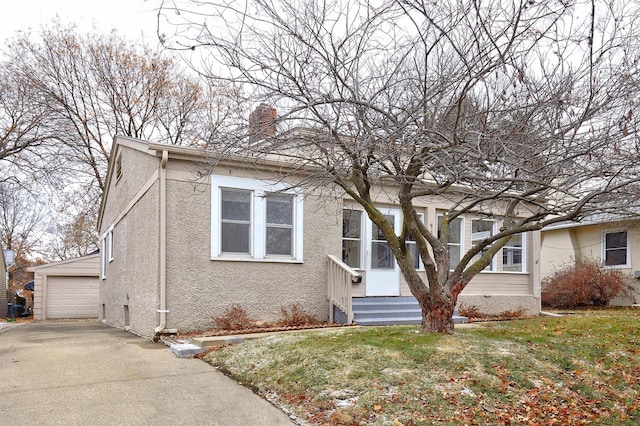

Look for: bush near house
[212,304,255,330]
[541,260,628,308]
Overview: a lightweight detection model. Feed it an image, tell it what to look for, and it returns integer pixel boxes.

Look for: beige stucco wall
[541,222,640,305]
[163,162,341,333]
[99,140,160,337]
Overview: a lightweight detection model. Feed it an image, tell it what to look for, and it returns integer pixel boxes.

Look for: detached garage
[28,254,100,320]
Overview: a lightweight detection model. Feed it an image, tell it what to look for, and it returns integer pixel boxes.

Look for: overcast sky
[0,0,161,46]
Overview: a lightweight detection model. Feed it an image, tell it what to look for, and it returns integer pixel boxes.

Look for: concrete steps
[352,296,468,326]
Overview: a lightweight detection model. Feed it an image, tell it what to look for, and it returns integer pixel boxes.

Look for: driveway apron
[0,321,294,425]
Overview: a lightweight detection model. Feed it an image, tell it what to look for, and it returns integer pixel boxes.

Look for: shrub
[497,307,526,319]
[541,260,628,308]
[458,304,483,318]
[212,304,254,330]
[277,303,320,327]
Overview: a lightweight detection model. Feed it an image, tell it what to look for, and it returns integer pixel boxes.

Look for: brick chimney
[248,103,277,142]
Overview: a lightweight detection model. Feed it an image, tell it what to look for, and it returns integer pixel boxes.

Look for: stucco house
[98,133,542,339]
[541,215,640,305]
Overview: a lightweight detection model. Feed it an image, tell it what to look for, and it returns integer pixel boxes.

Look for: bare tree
[0,61,51,180]
[0,23,241,259]
[163,0,640,333]
[0,182,46,268]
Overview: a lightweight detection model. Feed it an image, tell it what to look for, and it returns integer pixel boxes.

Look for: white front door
[365,208,400,296]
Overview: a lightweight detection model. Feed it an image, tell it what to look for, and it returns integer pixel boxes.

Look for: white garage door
[46,276,99,319]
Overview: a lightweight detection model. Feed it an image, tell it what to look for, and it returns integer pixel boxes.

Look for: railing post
[327,255,360,325]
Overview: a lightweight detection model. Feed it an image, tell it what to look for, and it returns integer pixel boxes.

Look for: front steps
[351,296,468,326]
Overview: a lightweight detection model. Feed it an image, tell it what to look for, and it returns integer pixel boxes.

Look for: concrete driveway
[0,321,294,425]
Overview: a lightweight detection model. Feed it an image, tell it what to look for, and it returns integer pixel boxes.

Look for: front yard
[203,309,640,425]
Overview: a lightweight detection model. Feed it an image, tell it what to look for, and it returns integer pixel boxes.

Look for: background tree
[0,22,238,259]
[0,61,51,181]
[160,0,640,333]
[0,182,47,289]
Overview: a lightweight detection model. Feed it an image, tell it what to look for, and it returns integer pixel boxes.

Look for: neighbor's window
[604,231,628,267]
[342,209,362,268]
[502,234,525,272]
[211,176,303,262]
[437,216,463,270]
[471,219,495,271]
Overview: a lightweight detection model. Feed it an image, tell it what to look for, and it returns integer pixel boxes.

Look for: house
[98,131,542,339]
[541,215,640,305]
[27,254,100,320]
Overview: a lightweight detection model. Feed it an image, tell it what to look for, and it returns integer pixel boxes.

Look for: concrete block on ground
[169,343,203,358]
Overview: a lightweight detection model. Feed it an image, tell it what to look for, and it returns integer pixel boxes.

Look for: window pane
[342,210,361,238]
[606,248,627,266]
[472,220,493,240]
[449,245,461,269]
[437,216,462,244]
[502,234,523,272]
[221,223,250,253]
[605,232,627,266]
[266,194,293,225]
[407,242,420,269]
[221,189,251,221]
[372,215,394,240]
[342,240,361,268]
[372,241,394,269]
[266,227,292,255]
[472,220,494,271]
[606,232,627,249]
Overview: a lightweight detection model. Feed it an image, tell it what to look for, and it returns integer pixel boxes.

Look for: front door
[365,208,400,296]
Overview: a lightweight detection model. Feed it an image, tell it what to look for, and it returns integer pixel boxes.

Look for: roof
[542,210,640,231]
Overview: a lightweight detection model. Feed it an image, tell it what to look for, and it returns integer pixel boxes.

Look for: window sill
[604,264,631,270]
[211,256,303,264]
[479,270,528,275]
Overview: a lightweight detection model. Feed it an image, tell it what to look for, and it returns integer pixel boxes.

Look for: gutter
[154,149,169,339]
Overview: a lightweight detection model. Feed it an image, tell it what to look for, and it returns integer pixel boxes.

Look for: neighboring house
[27,254,100,320]
[541,215,640,305]
[98,132,542,339]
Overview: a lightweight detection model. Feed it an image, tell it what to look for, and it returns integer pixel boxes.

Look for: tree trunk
[420,300,456,334]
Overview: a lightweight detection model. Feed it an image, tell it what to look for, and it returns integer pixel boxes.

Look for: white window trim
[437,214,465,272]
[407,213,425,271]
[500,233,527,274]
[342,208,364,270]
[107,226,114,263]
[471,218,497,272]
[211,175,304,262]
[602,229,630,269]
[100,237,107,280]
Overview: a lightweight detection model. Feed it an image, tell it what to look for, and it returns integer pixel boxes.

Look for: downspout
[154,149,169,339]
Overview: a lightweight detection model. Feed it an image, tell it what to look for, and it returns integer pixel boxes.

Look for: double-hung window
[603,230,628,267]
[437,215,463,270]
[471,219,495,271]
[212,176,303,262]
[266,194,295,255]
[502,234,525,272]
[406,214,425,269]
[342,209,363,268]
